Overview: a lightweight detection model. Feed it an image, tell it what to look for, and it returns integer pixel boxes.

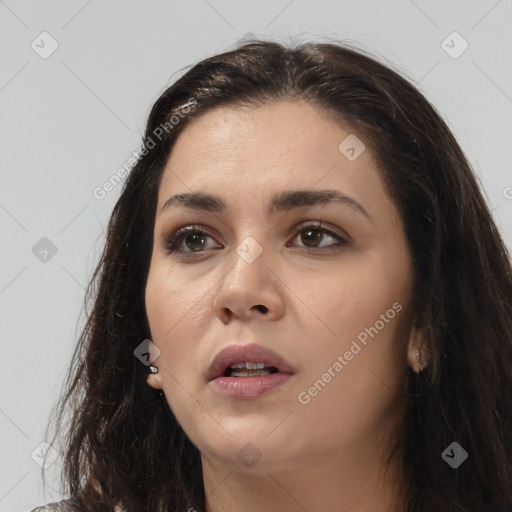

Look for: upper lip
[208,343,295,381]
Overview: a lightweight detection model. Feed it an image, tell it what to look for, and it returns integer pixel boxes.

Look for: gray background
[1,1,511,510]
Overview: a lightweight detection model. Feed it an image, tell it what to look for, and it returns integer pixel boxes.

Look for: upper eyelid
[171,221,345,240]
[165,221,348,251]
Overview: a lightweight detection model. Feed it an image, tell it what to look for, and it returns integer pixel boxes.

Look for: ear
[147,369,163,390]
[406,322,429,373]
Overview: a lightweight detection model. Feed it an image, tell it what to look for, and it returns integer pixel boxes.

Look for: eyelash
[164,221,348,257]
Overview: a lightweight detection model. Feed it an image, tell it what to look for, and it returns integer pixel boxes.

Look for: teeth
[225,362,279,377]
[229,362,266,370]
[231,368,273,377]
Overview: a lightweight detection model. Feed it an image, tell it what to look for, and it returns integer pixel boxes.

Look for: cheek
[144,263,213,394]
[311,250,410,341]
[145,261,208,339]
[293,252,410,434]
[296,315,408,448]
[144,260,236,448]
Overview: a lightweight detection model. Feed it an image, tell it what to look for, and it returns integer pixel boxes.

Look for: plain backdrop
[1,1,511,510]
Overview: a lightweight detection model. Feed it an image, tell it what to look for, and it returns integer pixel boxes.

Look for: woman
[32,39,512,512]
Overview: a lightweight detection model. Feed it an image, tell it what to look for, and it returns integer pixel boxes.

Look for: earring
[148,366,163,397]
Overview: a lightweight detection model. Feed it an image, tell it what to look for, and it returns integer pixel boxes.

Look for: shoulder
[30,497,83,512]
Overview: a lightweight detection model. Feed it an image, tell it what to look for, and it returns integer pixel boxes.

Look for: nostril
[255,305,268,313]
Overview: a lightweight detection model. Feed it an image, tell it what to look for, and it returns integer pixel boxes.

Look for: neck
[200,438,406,512]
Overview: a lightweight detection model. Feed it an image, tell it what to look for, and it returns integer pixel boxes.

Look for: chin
[192,422,294,470]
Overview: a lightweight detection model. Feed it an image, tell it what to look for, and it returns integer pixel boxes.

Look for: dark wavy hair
[41,39,512,512]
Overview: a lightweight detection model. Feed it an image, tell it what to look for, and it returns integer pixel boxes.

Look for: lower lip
[211,373,293,399]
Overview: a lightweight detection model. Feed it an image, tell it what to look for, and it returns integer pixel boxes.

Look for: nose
[212,241,286,324]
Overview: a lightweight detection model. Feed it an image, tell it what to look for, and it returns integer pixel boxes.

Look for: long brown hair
[42,40,512,511]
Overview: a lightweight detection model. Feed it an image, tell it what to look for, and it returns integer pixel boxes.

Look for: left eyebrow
[160,189,372,221]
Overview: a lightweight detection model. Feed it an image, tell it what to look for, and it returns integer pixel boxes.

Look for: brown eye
[300,228,324,247]
[164,221,348,257]
[288,223,347,251]
[182,232,208,251]
[164,226,220,254]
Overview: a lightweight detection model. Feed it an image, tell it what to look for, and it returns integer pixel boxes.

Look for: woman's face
[145,100,422,473]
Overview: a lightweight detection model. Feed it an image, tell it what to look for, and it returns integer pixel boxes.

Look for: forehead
[157,100,391,220]
[166,100,353,169]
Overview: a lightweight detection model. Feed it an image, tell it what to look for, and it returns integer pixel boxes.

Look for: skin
[145,100,426,512]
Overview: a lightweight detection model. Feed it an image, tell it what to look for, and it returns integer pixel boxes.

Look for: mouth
[208,343,295,381]
[207,343,295,399]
